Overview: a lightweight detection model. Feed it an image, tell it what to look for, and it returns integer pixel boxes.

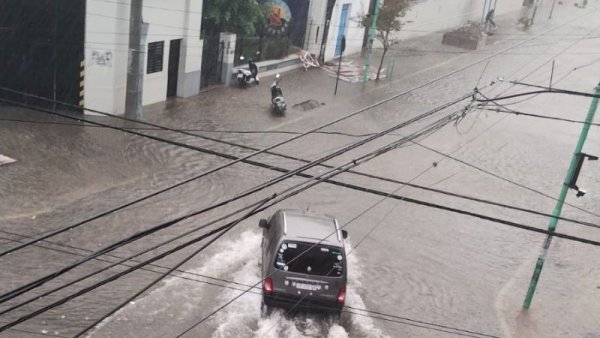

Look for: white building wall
[397,0,525,41]
[304,1,328,56]
[325,0,368,61]
[84,0,202,115]
[85,0,130,115]
[303,0,368,61]
[305,0,526,62]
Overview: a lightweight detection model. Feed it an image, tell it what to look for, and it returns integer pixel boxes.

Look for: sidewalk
[0,1,593,220]
[140,3,572,133]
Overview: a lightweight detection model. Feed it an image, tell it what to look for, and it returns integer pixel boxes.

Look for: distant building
[304,0,365,61]
[0,0,203,115]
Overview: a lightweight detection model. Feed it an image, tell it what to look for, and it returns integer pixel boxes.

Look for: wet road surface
[1,4,600,338]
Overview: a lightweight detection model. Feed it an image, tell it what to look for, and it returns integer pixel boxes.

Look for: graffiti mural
[262,0,309,48]
[263,0,292,36]
[90,50,113,68]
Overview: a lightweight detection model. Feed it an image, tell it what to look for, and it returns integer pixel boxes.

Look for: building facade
[304,0,367,62]
[303,0,528,63]
[0,0,85,110]
[0,0,203,115]
[85,0,203,115]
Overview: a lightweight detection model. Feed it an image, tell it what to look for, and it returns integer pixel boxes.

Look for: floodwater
[1,4,600,338]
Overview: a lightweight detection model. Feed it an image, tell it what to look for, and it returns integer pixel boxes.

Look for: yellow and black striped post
[79,60,85,108]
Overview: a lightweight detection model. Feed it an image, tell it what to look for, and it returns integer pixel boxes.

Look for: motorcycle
[237,55,259,88]
[270,74,286,115]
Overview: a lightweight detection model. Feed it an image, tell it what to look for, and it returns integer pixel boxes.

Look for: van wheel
[327,311,341,325]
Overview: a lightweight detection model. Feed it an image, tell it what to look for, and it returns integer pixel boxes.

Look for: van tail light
[336,287,346,303]
[263,277,273,294]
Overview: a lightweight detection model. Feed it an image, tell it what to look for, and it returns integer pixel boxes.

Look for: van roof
[279,209,342,245]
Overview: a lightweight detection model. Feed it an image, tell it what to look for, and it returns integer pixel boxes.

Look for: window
[274,241,344,276]
[147,41,164,74]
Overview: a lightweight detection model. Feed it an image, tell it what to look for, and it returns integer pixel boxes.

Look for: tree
[361,0,415,80]
[202,0,264,37]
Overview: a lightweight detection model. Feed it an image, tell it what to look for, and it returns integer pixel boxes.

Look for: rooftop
[281,209,342,245]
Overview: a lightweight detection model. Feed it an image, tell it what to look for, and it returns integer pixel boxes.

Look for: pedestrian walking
[485,9,496,34]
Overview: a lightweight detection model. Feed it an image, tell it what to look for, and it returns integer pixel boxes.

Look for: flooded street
[1,4,600,338]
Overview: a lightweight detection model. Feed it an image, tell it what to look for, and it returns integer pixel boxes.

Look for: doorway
[167,39,181,97]
[335,4,350,56]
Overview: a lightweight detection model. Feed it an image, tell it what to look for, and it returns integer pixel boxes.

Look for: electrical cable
[0,229,255,290]
[223,20,600,337]
[0,230,261,317]
[0,88,465,259]
[7,111,600,335]
[478,106,600,126]
[174,27,600,333]
[2,14,596,308]
[0,117,386,137]
[482,23,600,107]
[348,44,574,252]
[1,9,594,258]
[342,309,496,338]
[2,5,596,336]
[2,106,598,229]
[2,230,501,338]
[0,93,470,306]
[475,89,600,102]
[2,113,461,333]
[2,0,596,304]
[174,155,600,337]
[177,114,600,337]
[71,198,272,338]
[8,112,600,319]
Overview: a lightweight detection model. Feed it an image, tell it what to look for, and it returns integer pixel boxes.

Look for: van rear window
[274,241,344,276]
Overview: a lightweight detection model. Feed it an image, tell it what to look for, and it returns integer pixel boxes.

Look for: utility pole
[334,36,346,95]
[549,0,558,19]
[125,0,147,119]
[523,82,600,309]
[361,0,376,56]
[481,0,490,25]
[362,0,381,85]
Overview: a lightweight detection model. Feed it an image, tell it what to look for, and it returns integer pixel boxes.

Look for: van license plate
[295,283,321,291]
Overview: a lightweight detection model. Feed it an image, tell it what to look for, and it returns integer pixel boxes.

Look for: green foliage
[361,0,416,79]
[361,0,415,49]
[202,0,265,37]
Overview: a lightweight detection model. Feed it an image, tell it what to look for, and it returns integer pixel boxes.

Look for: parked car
[259,209,348,317]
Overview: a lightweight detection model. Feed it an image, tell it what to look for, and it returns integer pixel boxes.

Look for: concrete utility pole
[125,0,147,119]
[549,0,558,19]
[361,0,377,56]
[481,0,491,25]
[523,82,600,308]
[362,0,381,85]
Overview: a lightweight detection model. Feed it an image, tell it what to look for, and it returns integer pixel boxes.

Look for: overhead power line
[5,111,600,335]
[0,93,469,306]
[0,88,465,259]
[4,16,600,320]
[1,9,594,258]
[0,232,500,338]
[174,180,600,338]
[1,5,600,336]
[479,106,600,126]
[176,24,600,334]
[475,88,600,102]
[0,112,463,333]
[2,98,598,230]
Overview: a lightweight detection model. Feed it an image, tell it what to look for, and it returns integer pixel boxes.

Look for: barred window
[147,41,164,74]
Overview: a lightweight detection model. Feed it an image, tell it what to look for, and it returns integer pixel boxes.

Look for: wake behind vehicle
[270,74,286,115]
[259,209,348,317]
